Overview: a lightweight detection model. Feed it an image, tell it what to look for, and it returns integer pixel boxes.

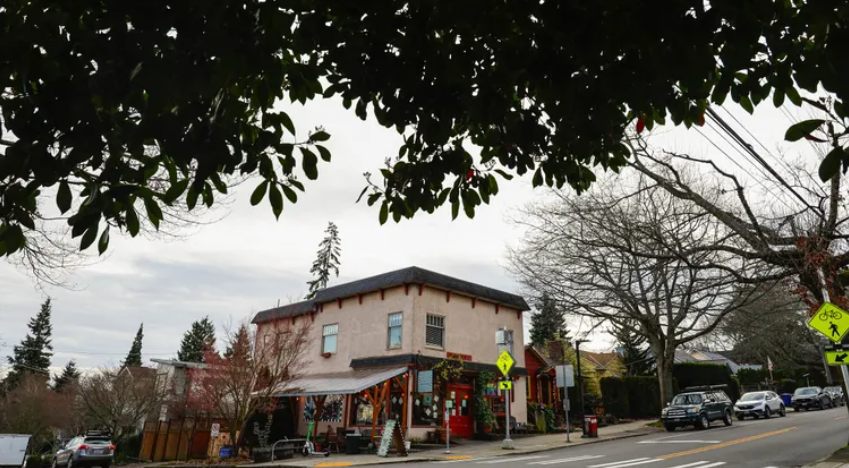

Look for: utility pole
[575,339,588,437]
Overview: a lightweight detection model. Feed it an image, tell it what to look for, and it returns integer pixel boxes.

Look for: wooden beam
[404,283,409,295]
[517,310,522,320]
[418,284,424,295]
[380,289,385,300]
[358,294,363,304]
[472,298,477,308]
[446,291,451,303]
[337,298,342,309]
[402,374,409,431]
[495,304,500,314]
[371,382,390,440]
[310,311,315,323]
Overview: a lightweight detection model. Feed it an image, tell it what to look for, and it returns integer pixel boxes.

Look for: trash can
[346,434,362,455]
[781,393,793,407]
[583,415,598,438]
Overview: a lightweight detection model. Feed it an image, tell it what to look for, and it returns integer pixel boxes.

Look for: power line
[0,343,174,356]
[706,106,820,215]
[717,105,797,177]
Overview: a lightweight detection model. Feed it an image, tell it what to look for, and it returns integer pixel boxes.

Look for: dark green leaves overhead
[785,120,825,142]
[2,0,848,254]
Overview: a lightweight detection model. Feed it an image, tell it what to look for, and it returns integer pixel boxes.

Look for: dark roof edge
[350,354,529,377]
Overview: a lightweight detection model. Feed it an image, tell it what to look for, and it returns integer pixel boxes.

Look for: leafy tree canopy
[2,0,847,258]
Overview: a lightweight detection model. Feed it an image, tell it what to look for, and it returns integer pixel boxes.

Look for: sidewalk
[805,446,849,468]
[255,420,661,468]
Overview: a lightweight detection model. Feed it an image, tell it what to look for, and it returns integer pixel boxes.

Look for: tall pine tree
[122,323,144,368]
[305,222,341,299]
[613,325,654,376]
[177,317,217,363]
[224,323,252,365]
[529,294,568,348]
[53,360,81,392]
[4,299,53,389]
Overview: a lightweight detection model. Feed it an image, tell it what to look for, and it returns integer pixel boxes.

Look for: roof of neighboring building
[581,351,620,370]
[252,266,530,324]
[120,366,157,380]
[673,349,698,363]
[150,358,208,369]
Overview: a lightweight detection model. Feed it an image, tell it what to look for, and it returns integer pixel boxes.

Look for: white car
[734,391,786,420]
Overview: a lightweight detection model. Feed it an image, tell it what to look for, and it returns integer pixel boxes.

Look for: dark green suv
[661,386,734,432]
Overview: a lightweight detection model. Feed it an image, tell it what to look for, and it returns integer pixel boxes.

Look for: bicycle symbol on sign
[821,309,843,321]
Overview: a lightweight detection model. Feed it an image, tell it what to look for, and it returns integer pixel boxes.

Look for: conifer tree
[4,299,53,389]
[614,326,654,376]
[122,323,145,368]
[529,294,568,348]
[54,360,81,392]
[224,323,253,365]
[305,222,342,299]
[177,317,217,363]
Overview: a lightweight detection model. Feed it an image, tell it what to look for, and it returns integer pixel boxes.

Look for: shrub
[673,362,740,401]
[600,377,662,419]
[26,454,43,468]
[600,377,630,418]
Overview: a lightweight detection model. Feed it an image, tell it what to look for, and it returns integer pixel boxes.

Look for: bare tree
[508,173,775,404]
[0,374,72,450]
[188,319,310,451]
[627,102,849,309]
[76,367,168,444]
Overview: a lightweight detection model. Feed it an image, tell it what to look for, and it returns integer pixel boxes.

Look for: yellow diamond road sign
[808,302,849,343]
[496,350,515,377]
[499,381,513,390]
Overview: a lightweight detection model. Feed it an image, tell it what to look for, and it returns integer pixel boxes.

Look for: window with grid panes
[322,323,338,354]
[388,312,403,349]
[425,314,444,348]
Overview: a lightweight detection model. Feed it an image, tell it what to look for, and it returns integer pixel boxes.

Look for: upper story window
[388,312,403,349]
[322,324,339,354]
[425,314,445,349]
[497,329,514,355]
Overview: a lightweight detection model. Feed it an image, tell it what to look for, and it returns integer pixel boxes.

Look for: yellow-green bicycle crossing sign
[808,302,849,343]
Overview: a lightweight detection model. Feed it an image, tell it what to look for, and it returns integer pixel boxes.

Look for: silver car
[733,391,786,419]
[52,435,113,468]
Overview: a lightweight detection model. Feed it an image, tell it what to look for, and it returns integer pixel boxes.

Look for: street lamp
[803,373,811,387]
[575,339,589,438]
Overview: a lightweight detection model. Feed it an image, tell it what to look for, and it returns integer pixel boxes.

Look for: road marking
[657,427,797,460]
[315,464,351,467]
[697,463,726,468]
[529,455,604,465]
[664,463,711,468]
[478,456,548,464]
[436,457,491,464]
[834,416,847,420]
[638,440,720,444]
[588,458,659,468]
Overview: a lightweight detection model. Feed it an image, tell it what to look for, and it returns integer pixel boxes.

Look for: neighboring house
[115,366,159,433]
[580,351,626,391]
[137,359,217,462]
[252,266,531,440]
[678,349,763,374]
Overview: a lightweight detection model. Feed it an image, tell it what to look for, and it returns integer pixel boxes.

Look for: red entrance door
[447,384,473,438]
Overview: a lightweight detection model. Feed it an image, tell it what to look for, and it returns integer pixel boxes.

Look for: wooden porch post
[312,395,327,439]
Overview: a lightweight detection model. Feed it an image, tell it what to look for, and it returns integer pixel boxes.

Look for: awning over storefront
[270,366,409,397]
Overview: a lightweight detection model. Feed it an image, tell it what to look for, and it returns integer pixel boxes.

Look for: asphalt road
[419,406,849,468]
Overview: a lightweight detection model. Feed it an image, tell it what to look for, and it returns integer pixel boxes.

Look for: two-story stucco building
[251,266,530,440]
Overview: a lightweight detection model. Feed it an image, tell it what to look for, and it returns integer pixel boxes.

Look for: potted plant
[314,436,326,452]
[474,371,497,434]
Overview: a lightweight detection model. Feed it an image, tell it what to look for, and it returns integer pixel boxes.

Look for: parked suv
[734,391,786,419]
[661,386,734,432]
[824,386,845,406]
[791,386,832,411]
[52,433,114,468]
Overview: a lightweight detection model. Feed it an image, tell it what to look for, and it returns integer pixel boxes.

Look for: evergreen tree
[305,222,342,299]
[529,294,568,348]
[122,323,145,368]
[177,317,217,363]
[224,324,253,364]
[614,325,654,376]
[53,360,81,392]
[4,299,53,389]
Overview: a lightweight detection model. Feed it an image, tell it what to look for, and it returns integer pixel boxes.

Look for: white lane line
[637,440,720,444]
[435,459,489,464]
[477,456,548,464]
[588,458,660,468]
[529,455,605,465]
[698,463,726,468]
[665,462,711,468]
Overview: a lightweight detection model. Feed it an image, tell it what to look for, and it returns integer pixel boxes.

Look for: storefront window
[303,395,344,422]
[350,393,385,426]
[412,393,443,426]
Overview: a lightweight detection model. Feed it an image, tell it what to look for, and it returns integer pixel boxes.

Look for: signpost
[496,348,515,450]
[555,365,575,442]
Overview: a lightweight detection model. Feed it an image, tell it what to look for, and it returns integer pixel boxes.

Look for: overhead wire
[717,105,798,177]
[0,343,175,356]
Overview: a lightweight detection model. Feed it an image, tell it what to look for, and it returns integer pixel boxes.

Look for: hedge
[600,376,662,419]
[673,362,741,401]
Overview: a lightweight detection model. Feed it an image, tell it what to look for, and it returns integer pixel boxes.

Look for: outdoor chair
[325,427,341,453]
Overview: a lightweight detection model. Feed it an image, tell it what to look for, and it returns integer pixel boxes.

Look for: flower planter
[321,352,332,358]
[252,446,293,463]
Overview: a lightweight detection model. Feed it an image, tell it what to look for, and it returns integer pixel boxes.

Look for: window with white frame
[388,312,403,349]
[425,314,445,348]
[322,324,338,354]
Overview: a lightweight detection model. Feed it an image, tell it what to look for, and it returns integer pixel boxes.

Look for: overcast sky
[0,92,819,376]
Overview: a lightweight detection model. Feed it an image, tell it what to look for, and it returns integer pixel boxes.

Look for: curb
[267,428,662,468]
